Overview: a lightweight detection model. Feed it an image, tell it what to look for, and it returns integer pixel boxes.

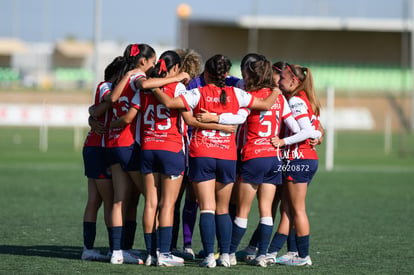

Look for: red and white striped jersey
[285,90,320,160]
[240,91,291,161]
[140,82,187,152]
[180,84,254,160]
[84,81,113,147]
[107,72,145,148]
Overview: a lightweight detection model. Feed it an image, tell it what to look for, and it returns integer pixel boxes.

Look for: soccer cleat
[235,245,257,261]
[81,248,109,262]
[229,253,237,266]
[254,254,277,267]
[198,249,220,260]
[122,250,144,264]
[275,251,299,264]
[245,253,257,262]
[217,253,230,267]
[145,254,157,266]
[172,247,196,260]
[279,255,312,266]
[110,250,123,264]
[199,253,216,268]
[157,253,185,267]
[183,247,196,260]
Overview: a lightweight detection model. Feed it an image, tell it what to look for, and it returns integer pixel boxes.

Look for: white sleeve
[99,82,112,102]
[130,72,146,92]
[218,108,250,125]
[289,96,308,119]
[283,116,322,145]
[180,88,201,110]
[131,91,140,107]
[283,116,300,134]
[234,87,253,108]
[281,95,292,118]
[174,82,187,97]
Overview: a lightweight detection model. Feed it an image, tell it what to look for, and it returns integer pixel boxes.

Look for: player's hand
[272,87,282,95]
[219,124,237,133]
[126,68,142,77]
[89,116,106,135]
[177,72,191,85]
[270,135,285,148]
[196,108,218,123]
[309,136,323,148]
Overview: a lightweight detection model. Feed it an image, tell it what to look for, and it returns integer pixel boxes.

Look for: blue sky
[0,0,408,45]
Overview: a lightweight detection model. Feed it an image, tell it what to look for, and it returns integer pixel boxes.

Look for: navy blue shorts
[240,157,283,185]
[189,157,236,184]
[283,159,318,185]
[140,149,185,176]
[107,142,141,172]
[83,146,111,179]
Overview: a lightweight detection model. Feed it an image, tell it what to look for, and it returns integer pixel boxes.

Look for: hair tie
[130,44,140,57]
[158,59,167,74]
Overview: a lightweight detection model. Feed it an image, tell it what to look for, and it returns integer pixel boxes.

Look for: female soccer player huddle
[81,42,323,269]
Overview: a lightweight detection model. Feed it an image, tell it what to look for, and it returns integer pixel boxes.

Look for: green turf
[0,127,413,274]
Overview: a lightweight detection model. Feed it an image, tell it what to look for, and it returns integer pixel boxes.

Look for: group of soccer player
[81,42,323,268]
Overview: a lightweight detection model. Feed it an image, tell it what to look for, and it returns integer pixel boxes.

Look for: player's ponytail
[104,56,124,82]
[113,43,155,88]
[289,64,320,116]
[244,59,273,91]
[205,54,230,105]
[152,50,181,78]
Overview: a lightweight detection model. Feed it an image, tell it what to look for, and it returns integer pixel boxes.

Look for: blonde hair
[288,64,320,116]
[174,48,203,79]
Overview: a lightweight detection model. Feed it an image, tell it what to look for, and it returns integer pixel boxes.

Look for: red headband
[158,59,167,74]
[272,65,282,72]
[204,70,218,79]
[130,44,140,57]
[287,64,302,83]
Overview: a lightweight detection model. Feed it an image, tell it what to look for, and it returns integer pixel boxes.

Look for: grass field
[0,127,413,274]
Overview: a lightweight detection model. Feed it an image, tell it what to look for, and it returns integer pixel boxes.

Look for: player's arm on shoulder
[182,110,236,133]
[137,72,190,90]
[249,87,281,111]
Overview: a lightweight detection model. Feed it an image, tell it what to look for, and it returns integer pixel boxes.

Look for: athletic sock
[215,213,232,254]
[257,217,273,256]
[144,232,157,256]
[83,222,96,249]
[122,220,136,250]
[182,199,198,248]
[248,225,260,248]
[268,232,288,254]
[159,226,173,254]
[287,228,298,252]
[296,235,310,258]
[199,211,215,255]
[230,217,247,253]
[110,226,123,251]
